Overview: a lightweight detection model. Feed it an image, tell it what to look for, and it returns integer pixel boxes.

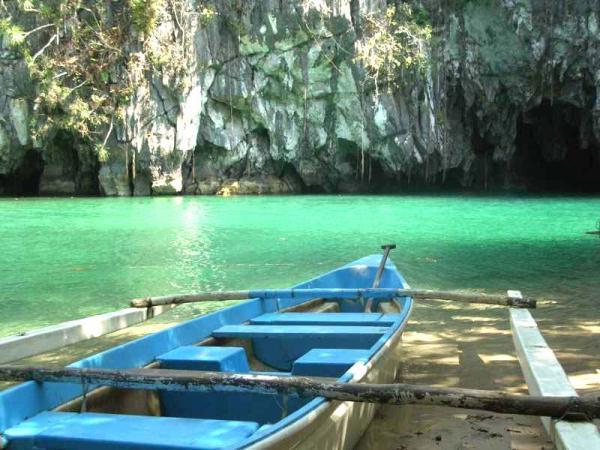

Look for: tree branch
[23,23,55,38]
[31,31,58,63]
[101,114,114,149]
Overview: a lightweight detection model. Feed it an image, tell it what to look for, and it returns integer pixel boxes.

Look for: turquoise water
[1,195,599,337]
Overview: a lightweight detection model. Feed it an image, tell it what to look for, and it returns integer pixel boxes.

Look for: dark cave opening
[361,157,403,193]
[0,149,43,196]
[333,138,396,192]
[513,100,600,192]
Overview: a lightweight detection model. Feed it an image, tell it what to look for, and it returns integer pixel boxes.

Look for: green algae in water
[0,195,599,337]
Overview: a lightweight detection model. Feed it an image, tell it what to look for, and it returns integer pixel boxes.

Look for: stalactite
[361,146,365,184]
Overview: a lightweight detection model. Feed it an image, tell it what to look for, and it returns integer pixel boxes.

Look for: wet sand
[2,300,598,449]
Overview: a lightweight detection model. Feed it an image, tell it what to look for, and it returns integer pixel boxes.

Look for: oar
[0,366,596,420]
[365,243,396,312]
[131,288,536,308]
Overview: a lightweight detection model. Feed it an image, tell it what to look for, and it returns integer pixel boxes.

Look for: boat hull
[0,255,413,450]
[250,301,412,450]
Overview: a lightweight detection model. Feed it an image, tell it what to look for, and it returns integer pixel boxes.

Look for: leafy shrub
[354,5,432,94]
[129,0,162,35]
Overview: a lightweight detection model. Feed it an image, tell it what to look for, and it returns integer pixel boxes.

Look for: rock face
[1,0,600,195]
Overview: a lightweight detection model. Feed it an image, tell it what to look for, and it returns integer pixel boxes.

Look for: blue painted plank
[157,346,250,372]
[4,411,259,450]
[380,313,403,322]
[157,346,295,423]
[212,325,389,339]
[251,313,395,326]
[292,349,370,378]
[216,325,388,370]
[156,347,306,424]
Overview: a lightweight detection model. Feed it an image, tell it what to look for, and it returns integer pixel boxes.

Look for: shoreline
[3,191,600,201]
[4,300,597,448]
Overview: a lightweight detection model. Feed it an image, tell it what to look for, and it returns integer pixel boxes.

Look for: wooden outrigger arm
[0,366,596,420]
[131,288,537,309]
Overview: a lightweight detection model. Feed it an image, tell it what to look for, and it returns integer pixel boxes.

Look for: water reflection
[169,200,218,292]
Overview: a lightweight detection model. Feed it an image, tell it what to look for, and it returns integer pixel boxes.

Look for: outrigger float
[0,246,598,450]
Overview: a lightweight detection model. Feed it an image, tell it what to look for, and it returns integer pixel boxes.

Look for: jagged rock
[0,122,22,175]
[9,99,30,147]
[1,0,600,195]
[98,151,131,197]
[196,179,221,195]
[39,140,99,196]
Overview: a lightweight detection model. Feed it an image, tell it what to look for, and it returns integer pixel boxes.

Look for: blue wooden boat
[0,255,413,450]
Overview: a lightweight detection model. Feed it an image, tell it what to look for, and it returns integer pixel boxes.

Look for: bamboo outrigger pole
[0,366,596,420]
[131,288,536,308]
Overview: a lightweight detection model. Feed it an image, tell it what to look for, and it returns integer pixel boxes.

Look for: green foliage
[129,0,162,35]
[0,19,27,47]
[95,143,110,162]
[2,0,205,158]
[198,4,217,26]
[354,5,432,94]
[412,6,431,27]
[16,0,80,21]
[1,0,130,156]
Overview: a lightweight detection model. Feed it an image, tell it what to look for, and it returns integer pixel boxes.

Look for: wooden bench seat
[250,312,398,326]
[212,325,387,371]
[4,411,259,450]
[157,346,250,372]
[212,325,387,341]
[212,324,388,340]
[292,349,370,378]
[155,346,304,424]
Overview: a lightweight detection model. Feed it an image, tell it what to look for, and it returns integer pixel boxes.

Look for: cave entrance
[513,100,600,192]
[0,149,43,196]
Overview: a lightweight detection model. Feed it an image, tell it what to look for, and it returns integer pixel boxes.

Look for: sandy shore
[2,300,598,449]
[358,300,600,449]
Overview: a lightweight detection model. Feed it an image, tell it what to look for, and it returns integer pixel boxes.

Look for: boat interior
[0,256,412,450]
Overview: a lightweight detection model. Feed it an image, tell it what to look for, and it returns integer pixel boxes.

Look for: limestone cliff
[1,0,599,196]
